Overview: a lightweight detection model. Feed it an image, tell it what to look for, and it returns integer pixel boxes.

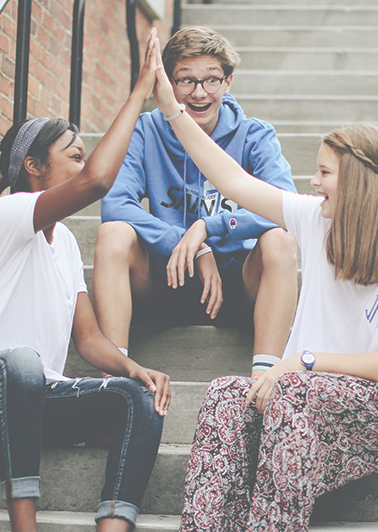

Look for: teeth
[188,103,210,110]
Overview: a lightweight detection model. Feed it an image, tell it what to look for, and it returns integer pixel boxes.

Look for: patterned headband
[8,117,50,188]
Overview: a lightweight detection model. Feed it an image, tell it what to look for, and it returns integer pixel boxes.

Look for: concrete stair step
[188,0,378,5]
[0,511,181,531]
[234,95,378,123]
[271,120,369,134]
[279,132,320,176]
[65,325,253,382]
[232,71,378,96]
[0,442,377,523]
[3,512,377,532]
[236,48,378,71]
[183,5,378,27]
[0,445,190,515]
[199,27,378,48]
[63,216,100,266]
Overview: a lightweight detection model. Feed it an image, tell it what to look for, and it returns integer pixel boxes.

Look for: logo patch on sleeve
[229,218,237,230]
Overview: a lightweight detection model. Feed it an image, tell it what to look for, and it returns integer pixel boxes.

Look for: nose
[191,83,208,98]
[310,171,320,188]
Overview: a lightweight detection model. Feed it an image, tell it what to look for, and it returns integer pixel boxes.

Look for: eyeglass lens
[177,78,223,94]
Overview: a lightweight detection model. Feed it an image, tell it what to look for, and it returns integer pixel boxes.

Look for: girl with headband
[0,29,170,532]
[153,60,378,531]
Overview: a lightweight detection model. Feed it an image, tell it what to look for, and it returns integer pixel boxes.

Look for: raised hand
[132,27,159,100]
[153,41,182,118]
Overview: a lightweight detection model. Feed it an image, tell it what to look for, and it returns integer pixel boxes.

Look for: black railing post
[126,0,139,92]
[13,0,32,124]
[171,0,181,36]
[69,0,85,129]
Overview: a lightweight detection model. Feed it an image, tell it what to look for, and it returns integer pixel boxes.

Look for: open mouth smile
[187,102,212,112]
[318,191,329,205]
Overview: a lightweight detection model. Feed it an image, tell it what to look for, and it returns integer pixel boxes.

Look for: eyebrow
[175,66,223,76]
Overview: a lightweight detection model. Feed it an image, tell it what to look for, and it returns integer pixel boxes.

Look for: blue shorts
[132,247,254,334]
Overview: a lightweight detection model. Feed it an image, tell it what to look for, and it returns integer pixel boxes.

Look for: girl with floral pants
[180,373,378,532]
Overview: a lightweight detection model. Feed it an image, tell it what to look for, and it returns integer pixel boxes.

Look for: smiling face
[171,55,233,136]
[38,130,86,190]
[311,143,340,219]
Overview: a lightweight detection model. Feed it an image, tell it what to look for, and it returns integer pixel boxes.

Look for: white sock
[118,347,129,357]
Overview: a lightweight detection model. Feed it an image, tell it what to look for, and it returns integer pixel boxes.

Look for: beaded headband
[8,117,49,188]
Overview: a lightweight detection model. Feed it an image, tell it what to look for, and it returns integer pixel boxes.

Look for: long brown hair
[324,125,378,285]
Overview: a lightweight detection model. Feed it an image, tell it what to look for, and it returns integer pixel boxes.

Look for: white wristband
[195,247,212,260]
[252,354,281,374]
[163,103,186,122]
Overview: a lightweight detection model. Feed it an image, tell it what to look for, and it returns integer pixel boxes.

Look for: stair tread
[1,511,378,531]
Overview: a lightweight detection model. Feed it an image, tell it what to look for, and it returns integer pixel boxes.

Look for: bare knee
[258,228,297,273]
[95,221,140,266]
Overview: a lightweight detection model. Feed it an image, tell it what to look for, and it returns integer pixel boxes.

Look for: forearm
[83,91,150,192]
[164,110,285,228]
[311,351,378,382]
[248,349,378,411]
[285,351,378,382]
[74,329,141,376]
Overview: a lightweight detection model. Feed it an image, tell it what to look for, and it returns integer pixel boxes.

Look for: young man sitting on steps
[93,26,298,378]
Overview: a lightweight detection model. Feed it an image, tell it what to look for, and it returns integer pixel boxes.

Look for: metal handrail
[69,0,85,129]
[172,0,181,36]
[5,0,183,129]
[126,0,140,92]
[13,0,32,123]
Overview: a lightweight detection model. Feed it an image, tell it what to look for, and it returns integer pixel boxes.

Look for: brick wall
[0,0,173,137]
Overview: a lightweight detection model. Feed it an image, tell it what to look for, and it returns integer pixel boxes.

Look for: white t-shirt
[0,192,87,381]
[282,191,378,359]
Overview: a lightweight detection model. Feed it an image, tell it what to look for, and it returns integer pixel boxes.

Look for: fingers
[246,374,274,413]
[246,379,261,405]
[166,251,180,289]
[166,245,196,289]
[132,368,171,417]
[177,247,189,287]
[201,275,223,319]
[136,370,157,393]
[143,27,157,65]
[196,252,223,319]
[152,372,171,416]
[155,36,163,67]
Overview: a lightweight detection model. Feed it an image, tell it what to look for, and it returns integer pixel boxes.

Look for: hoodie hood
[151,94,244,156]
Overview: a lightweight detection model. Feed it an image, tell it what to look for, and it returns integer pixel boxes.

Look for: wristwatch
[301,350,316,371]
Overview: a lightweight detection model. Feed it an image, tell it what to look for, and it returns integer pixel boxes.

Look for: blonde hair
[162,26,240,79]
[324,124,378,285]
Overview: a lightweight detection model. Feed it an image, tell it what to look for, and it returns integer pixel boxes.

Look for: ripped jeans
[0,347,163,527]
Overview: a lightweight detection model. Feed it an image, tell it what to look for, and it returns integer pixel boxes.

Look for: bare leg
[243,228,298,358]
[93,221,152,348]
[97,517,133,532]
[7,498,37,532]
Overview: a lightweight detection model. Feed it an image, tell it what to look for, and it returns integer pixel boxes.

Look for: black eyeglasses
[171,75,227,95]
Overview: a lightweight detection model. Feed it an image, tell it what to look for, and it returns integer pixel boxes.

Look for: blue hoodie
[102,94,296,268]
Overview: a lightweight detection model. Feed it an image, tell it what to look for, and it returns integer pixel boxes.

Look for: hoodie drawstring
[183,151,203,228]
[183,151,187,227]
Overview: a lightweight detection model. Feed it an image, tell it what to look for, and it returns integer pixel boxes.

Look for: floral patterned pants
[179,372,378,532]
